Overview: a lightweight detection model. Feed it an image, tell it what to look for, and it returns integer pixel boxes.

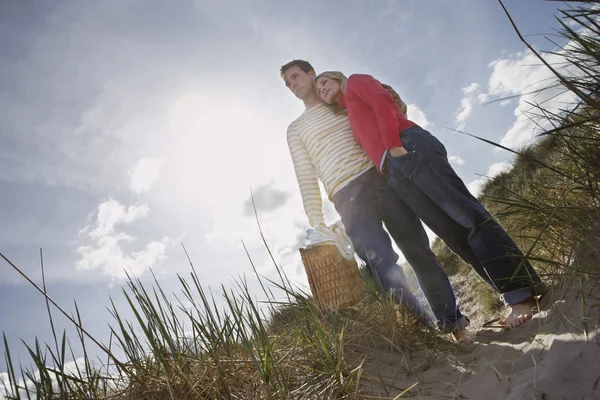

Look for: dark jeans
[385,126,548,306]
[332,168,468,332]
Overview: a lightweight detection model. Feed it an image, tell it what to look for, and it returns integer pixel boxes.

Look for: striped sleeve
[286,127,325,228]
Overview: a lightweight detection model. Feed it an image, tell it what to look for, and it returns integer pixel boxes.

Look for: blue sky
[0,0,575,380]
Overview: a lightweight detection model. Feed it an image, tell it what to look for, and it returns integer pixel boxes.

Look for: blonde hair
[315,71,348,115]
[316,71,408,117]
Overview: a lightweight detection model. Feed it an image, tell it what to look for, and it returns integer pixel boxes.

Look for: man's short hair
[280,60,315,77]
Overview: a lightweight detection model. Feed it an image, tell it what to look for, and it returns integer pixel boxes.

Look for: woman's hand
[389,146,408,157]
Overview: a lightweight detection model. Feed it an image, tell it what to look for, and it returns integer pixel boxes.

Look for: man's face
[282,66,316,100]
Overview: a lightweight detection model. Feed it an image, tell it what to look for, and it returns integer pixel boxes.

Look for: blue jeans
[332,168,467,332]
[385,126,548,306]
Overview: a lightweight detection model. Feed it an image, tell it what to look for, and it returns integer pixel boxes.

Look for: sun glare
[164,91,281,210]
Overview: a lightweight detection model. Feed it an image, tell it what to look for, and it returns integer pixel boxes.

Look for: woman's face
[316,76,341,104]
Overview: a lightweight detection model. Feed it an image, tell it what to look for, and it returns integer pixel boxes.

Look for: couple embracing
[281,59,547,341]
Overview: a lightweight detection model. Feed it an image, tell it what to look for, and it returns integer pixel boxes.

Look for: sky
[0,0,577,386]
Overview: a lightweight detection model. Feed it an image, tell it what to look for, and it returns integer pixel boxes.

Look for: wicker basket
[299,244,365,311]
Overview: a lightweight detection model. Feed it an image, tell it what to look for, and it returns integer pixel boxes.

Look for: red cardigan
[340,74,417,172]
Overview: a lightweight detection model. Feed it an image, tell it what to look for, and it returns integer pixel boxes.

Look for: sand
[358,276,600,399]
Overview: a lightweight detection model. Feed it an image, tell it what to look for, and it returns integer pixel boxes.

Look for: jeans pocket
[390,149,417,163]
[388,149,422,181]
[333,194,353,215]
[334,185,367,216]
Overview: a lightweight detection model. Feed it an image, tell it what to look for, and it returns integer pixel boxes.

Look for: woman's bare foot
[498,298,539,330]
[451,328,475,344]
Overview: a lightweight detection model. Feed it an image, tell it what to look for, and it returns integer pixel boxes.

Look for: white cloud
[407,104,430,129]
[0,358,100,400]
[463,82,480,95]
[487,161,512,177]
[455,82,488,131]
[487,49,578,150]
[456,98,473,130]
[488,52,532,96]
[129,158,163,194]
[500,99,513,107]
[467,161,512,198]
[477,93,489,104]
[84,199,149,239]
[448,156,465,167]
[76,199,171,280]
[0,372,10,400]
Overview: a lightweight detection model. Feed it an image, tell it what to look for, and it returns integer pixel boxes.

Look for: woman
[315,71,547,330]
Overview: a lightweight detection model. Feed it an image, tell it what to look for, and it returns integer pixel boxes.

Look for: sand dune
[359,277,600,399]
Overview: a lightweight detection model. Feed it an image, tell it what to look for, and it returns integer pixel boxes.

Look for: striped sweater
[286,103,373,227]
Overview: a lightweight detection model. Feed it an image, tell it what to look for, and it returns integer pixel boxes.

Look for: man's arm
[287,128,325,228]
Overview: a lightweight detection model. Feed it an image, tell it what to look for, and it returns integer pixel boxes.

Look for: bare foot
[451,329,475,344]
[499,298,539,330]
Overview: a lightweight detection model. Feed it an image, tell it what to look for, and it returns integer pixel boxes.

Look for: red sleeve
[346,74,403,149]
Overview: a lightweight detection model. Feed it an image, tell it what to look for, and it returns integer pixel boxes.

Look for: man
[281,60,471,339]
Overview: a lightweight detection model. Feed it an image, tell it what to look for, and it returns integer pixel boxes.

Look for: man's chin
[295,88,312,100]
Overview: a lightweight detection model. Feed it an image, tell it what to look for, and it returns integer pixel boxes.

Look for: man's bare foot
[451,328,475,344]
[498,298,539,330]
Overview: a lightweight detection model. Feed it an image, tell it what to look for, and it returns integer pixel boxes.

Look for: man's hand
[389,146,408,157]
[315,222,329,233]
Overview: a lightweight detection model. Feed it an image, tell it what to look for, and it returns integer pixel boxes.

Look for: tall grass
[487,0,600,276]
[2,1,600,399]
[1,243,430,399]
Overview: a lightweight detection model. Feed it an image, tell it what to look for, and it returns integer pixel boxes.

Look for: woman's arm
[346,74,403,151]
